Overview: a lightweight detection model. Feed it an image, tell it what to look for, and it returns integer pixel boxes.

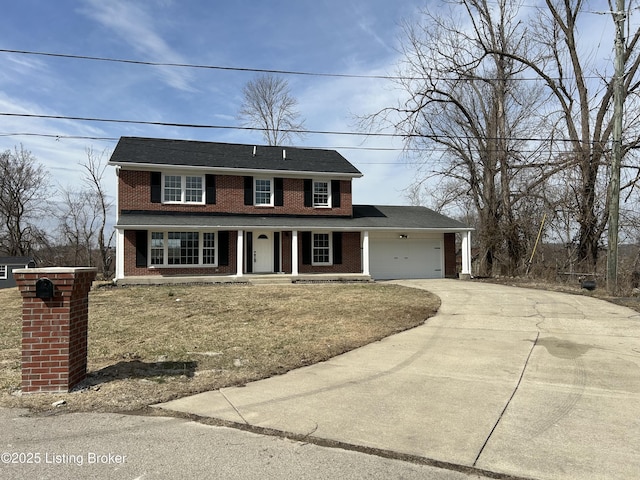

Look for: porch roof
[116,205,472,232]
[0,257,33,265]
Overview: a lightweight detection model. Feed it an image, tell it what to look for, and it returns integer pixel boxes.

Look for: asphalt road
[1,408,487,480]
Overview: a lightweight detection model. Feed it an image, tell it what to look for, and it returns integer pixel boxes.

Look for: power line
[0,112,624,153]
[0,47,604,83]
[0,131,403,152]
[0,132,118,141]
[0,48,400,81]
[0,111,394,137]
[0,111,617,146]
[0,129,618,159]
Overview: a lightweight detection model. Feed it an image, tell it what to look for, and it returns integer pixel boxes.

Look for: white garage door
[370,236,443,280]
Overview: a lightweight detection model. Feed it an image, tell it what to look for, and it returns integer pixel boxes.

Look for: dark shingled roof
[0,257,33,265]
[116,205,471,231]
[109,137,362,176]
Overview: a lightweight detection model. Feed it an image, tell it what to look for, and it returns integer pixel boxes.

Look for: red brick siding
[14,269,96,394]
[124,229,362,276]
[281,231,293,274]
[444,233,457,278]
[298,232,362,274]
[119,171,353,217]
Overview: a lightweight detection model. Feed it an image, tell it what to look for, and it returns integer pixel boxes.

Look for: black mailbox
[35,278,55,300]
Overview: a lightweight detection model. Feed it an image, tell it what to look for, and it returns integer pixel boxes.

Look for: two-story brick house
[109,137,472,283]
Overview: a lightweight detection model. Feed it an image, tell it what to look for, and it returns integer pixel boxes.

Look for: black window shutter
[304,179,312,207]
[275,178,284,206]
[333,232,343,264]
[301,231,312,265]
[135,230,148,267]
[150,172,162,203]
[274,232,280,271]
[245,232,253,273]
[218,231,229,266]
[206,174,216,204]
[244,176,253,205]
[331,180,341,208]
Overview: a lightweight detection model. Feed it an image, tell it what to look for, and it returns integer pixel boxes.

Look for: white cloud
[0,92,118,208]
[79,0,195,92]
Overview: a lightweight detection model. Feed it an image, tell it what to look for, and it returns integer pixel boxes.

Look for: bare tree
[57,188,96,265]
[363,0,640,276]
[56,148,114,277]
[238,73,305,146]
[0,146,52,256]
[482,0,640,269]
[363,0,553,276]
[82,147,114,278]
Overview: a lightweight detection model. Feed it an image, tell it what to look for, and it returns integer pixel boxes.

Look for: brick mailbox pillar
[13,267,97,394]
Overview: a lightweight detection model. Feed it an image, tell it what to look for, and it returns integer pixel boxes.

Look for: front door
[253,231,273,273]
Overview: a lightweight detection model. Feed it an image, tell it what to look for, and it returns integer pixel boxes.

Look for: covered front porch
[114,207,473,282]
[115,227,371,280]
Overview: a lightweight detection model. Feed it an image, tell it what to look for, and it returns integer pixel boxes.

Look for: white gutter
[114,224,473,233]
[108,161,363,179]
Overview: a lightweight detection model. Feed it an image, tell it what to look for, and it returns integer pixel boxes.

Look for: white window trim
[0,265,7,280]
[311,232,333,266]
[148,231,218,267]
[162,173,205,205]
[254,177,274,207]
[312,180,332,208]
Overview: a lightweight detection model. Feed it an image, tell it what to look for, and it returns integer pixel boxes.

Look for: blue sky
[0,0,433,220]
[0,0,624,228]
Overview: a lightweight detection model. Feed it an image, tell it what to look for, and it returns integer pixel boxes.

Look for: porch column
[115,229,125,280]
[461,231,472,279]
[291,230,299,276]
[362,230,370,276]
[236,230,244,277]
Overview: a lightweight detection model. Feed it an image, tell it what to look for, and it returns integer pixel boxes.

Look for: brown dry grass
[0,283,438,414]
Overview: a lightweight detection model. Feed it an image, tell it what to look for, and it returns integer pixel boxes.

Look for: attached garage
[369,233,443,280]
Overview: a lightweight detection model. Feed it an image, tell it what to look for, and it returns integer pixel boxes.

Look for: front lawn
[0,282,438,413]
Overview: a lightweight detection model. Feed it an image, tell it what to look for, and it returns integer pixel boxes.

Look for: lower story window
[313,233,331,265]
[168,232,199,265]
[0,265,6,279]
[150,232,164,265]
[149,231,216,266]
[202,232,216,265]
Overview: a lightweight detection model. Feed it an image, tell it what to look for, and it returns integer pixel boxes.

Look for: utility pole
[607,0,626,295]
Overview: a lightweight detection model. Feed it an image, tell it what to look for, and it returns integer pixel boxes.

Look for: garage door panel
[370,237,443,280]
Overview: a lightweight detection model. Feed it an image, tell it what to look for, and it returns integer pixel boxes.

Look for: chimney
[252,146,257,157]
[282,149,286,160]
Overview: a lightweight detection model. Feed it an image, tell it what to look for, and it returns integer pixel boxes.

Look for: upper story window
[164,175,182,202]
[185,176,203,202]
[313,181,331,207]
[304,179,341,209]
[163,174,204,204]
[254,178,273,206]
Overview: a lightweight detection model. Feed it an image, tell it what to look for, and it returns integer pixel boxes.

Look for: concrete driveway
[157,279,640,480]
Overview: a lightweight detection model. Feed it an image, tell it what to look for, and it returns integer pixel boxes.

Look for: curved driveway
[157,280,640,480]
